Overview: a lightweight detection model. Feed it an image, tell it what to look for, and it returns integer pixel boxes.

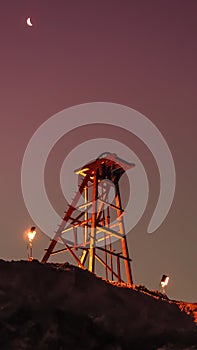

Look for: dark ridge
[0,260,196,350]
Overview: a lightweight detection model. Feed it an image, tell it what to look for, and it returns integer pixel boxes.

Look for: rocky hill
[0,260,196,350]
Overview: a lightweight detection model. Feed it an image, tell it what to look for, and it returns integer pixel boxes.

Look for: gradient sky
[0,1,196,302]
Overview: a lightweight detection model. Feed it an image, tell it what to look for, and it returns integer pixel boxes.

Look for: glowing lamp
[27,226,36,242]
[161,275,169,286]
[161,275,170,287]
[160,274,169,294]
[26,226,37,261]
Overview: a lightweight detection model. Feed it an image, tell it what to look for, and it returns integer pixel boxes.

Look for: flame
[27,230,36,242]
[161,276,169,287]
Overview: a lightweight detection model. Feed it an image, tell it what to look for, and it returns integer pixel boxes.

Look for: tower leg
[89,170,98,273]
[41,238,58,263]
[115,183,133,285]
[41,174,90,263]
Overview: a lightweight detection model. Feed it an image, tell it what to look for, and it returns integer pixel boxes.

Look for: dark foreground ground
[0,260,196,350]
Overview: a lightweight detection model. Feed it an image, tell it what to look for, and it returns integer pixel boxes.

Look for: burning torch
[27,226,37,261]
[160,274,169,294]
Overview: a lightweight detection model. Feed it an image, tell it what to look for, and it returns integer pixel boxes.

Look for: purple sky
[0,1,196,302]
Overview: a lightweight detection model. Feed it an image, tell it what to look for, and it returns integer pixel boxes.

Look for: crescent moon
[26,17,33,27]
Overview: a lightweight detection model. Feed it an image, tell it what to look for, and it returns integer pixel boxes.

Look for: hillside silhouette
[0,260,196,350]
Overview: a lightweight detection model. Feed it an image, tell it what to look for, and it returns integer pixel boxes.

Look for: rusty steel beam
[115,183,133,285]
[88,169,98,272]
[95,254,124,283]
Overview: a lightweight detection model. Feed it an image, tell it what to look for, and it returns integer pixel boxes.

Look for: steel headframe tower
[42,153,134,285]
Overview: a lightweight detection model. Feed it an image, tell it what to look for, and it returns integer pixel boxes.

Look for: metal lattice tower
[42,153,134,285]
